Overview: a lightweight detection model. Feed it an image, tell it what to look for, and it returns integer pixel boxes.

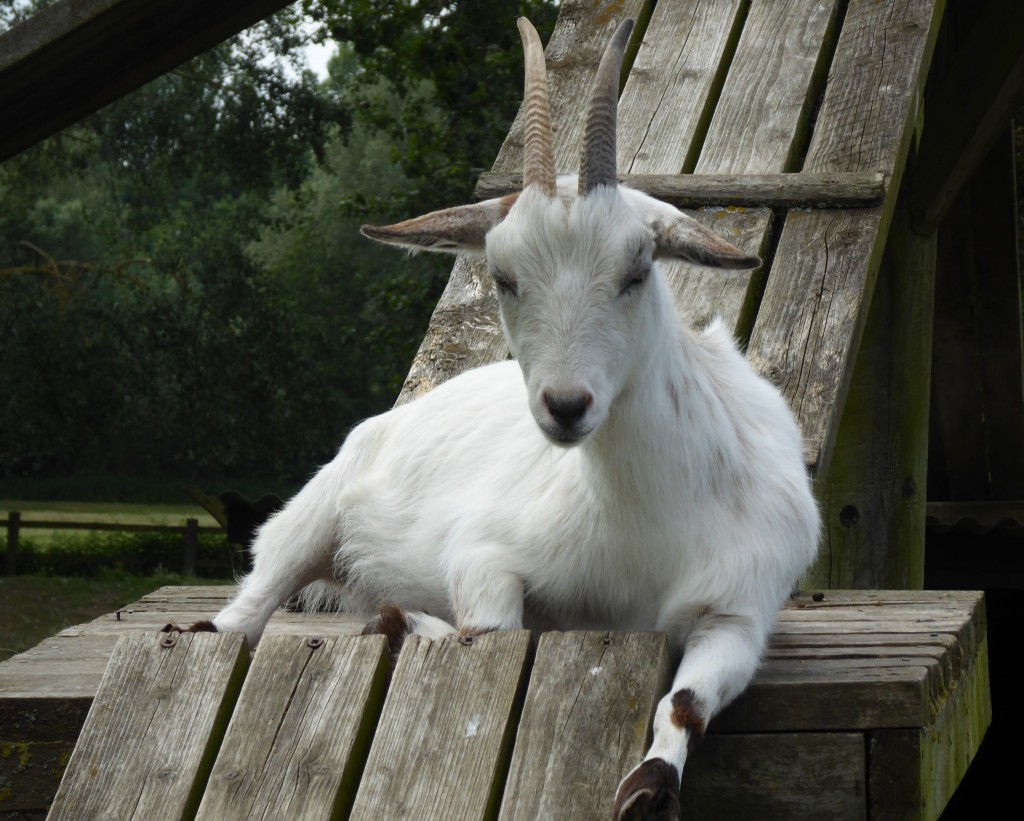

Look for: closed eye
[491,268,519,299]
[618,268,649,297]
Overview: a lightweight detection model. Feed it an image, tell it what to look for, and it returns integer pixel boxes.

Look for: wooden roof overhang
[0,0,295,163]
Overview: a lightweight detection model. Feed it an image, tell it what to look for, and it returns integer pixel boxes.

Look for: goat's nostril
[544,391,593,427]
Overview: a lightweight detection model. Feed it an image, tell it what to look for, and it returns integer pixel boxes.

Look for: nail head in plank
[499,631,670,821]
[349,630,532,821]
[195,634,389,821]
[47,630,248,821]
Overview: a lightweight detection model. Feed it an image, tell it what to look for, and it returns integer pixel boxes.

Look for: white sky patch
[304,39,335,79]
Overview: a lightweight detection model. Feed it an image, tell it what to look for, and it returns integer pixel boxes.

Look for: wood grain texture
[499,631,670,821]
[47,630,248,821]
[664,0,842,337]
[349,630,532,821]
[746,0,945,478]
[615,0,744,176]
[812,190,935,590]
[476,171,886,207]
[195,634,389,821]
[679,733,866,820]
[396,0,649,404]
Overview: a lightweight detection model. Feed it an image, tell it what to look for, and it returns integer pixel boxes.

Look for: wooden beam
[349,631,532,820]
[0,0,295,162]
[910,0,1024,232]
[195,635,390,821]
[475,172,886,208]
[499,631,670,821]
[47,631,248,821]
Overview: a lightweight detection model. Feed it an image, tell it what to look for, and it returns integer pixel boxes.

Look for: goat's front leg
[612,617,766,820]
[447,546,525,637]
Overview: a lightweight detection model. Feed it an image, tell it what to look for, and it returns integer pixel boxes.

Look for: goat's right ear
[361,194,519,256]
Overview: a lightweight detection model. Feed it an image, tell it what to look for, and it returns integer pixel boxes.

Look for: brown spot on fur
[457,625,496,642]
[361,603,410,659]
[161,620,217,634]
[670,688,706,754]
[612,758,681,821]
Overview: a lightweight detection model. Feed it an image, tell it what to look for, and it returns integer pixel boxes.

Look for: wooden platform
[0,587,990,819]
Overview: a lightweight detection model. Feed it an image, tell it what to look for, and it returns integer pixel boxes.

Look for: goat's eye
[618,270,648,297]
[491,269,519,299]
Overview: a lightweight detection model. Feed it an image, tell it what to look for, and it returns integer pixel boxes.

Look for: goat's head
[362,18,760,445]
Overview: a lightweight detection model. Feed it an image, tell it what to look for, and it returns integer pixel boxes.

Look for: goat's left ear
[651,211,761,270]
[361,194,519,256]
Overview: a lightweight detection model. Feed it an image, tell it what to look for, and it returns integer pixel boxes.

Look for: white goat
[170,18,819,819]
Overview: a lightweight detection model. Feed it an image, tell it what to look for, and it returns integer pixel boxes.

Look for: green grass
[0,573,226,662]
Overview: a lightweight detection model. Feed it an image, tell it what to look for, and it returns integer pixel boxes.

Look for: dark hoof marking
[361,603,411,659]
[160,620,218,634]
[670,688,705,754]
[612,758,681,821]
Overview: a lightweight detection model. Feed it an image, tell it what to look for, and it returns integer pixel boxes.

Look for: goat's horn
[518,18,556,198]
[579,18,633,196]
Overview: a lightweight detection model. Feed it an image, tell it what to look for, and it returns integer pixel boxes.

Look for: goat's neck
[582,287,721,502]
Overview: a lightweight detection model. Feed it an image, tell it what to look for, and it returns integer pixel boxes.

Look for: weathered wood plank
[746,0,945,479]
[396,0,649,404]
[869,636,992,820]
[349,631,532,820]
[680,733,866,820]
[615,0,745,176]
[499,631,670,821]
[195,634,389,821]
[812,187,935,590]
[476,171,886,207]
[666,0,843,336]
[47,631,248,821]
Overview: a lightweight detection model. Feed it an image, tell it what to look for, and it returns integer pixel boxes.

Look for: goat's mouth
[538,421,593,447]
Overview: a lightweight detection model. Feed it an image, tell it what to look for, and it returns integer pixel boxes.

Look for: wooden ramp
[27,587,988,820]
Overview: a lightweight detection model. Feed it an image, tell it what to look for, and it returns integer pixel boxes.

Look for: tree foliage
[0,1,556,493]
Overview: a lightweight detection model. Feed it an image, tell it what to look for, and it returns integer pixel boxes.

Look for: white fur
[210,175,819,806]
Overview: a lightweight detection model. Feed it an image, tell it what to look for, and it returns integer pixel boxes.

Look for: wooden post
[5,512,19,576]
[183,517,198,577]
[809,184,936,589]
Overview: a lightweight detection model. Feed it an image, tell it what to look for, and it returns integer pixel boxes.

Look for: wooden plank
[499,631,670,821]
[476,171,886,207]
[195,634,389,821]
[870,636,992,820]
[679,733,866,820]
[349,631,532,820]
[47,630,248,821]
[812,187,936,589]
[615,0,746,176]
[396,0,649,404]
[746,0,945,479]
[0,740,75,813]
[626,0,843,337]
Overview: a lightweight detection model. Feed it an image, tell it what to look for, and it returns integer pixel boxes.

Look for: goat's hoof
[612,758,681,821]
[160,620,218,634]
[361,603,411,659]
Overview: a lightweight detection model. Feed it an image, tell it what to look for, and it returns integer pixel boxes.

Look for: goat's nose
[543,390,593,428]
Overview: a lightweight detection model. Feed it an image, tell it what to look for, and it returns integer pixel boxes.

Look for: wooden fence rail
[2,512,223,576]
